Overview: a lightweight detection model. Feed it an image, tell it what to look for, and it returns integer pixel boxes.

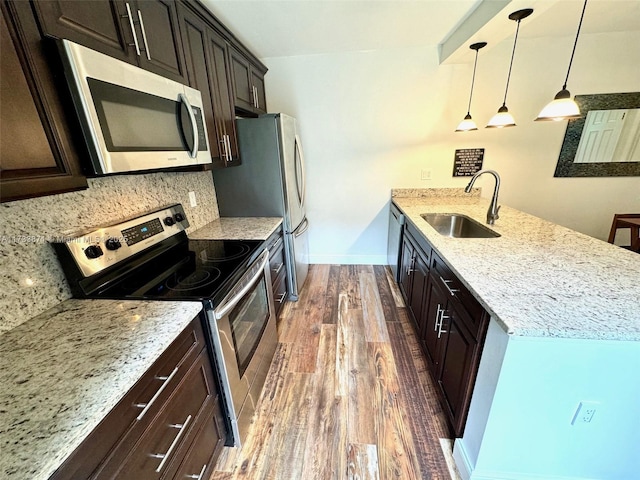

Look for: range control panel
[57,204,189,278]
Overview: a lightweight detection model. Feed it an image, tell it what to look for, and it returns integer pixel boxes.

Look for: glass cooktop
[97,239,263,303]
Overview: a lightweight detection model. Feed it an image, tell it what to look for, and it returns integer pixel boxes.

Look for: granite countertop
[0,299,203,480]
[190,216,283,241]
[392,195,640,341]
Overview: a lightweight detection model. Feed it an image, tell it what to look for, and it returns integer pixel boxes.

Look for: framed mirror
[554,92,640,177]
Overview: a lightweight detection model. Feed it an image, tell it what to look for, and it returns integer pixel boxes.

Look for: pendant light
[535,0,588,121]
[455,42,487,132]
[486,8,533,128]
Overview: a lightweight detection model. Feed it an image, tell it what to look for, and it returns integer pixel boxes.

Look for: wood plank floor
[211,265,459,480]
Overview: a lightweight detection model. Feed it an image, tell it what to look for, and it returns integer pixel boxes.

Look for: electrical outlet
[188,191,197,207]
[571,401,599,425]
[421,169,432,181]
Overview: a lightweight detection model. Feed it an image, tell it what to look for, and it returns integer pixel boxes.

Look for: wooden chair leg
[607,214,620,244]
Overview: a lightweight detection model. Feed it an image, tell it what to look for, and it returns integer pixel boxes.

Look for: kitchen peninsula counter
[393,191,640,479]
[0,299,203,480]
[392,194,640,341]
[190,216,283,240]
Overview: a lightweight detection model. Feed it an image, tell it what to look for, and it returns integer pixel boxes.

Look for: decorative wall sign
[453,148,484,177]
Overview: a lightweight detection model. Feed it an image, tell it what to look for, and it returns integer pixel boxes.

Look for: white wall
[455,321,640,479]
[263,31,640,264]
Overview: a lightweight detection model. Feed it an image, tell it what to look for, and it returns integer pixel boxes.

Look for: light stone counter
[190,216,283,241]
[0,299,203,480]
[392,195,640,341]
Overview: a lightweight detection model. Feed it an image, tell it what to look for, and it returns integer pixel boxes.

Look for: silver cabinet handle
[272,262,284,276]
[439,275,460,296]
[434,304,442,331]
[186,464,208,480]
[276,292,287,303]
[218,137,229,162]
[137,9,151,60]
[252,86,258,108]
[224,135,233,162]
[135,367,179,421]
[438,313,450,339]
[179,94,198,158]
[152,414,192,473]
[124,3,141,56]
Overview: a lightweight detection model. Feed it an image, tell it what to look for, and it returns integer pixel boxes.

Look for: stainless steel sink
[421,213,501,238]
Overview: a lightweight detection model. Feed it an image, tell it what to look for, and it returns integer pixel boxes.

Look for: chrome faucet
[465,170,501,225]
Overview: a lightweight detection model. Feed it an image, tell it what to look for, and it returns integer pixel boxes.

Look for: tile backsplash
[0,171,219,334]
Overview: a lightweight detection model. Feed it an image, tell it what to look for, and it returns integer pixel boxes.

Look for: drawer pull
[269,237,283,251]
[135,367,179,421]
[186,464,208,480]
[276,292,287,303]
[272,262,284,275]
[439,276,460,296]
[152,414,192,473]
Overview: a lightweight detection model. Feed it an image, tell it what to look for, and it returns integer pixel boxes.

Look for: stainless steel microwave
[59,39,212,175]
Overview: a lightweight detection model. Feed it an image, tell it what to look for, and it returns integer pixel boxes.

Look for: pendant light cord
[563,0,588,90]
[467,49,480,114]
[502,19,522,106]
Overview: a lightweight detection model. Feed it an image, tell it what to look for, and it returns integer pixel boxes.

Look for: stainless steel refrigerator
[212,113,309,300]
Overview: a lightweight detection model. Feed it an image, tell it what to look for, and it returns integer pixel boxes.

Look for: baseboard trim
[453,440,472,480]
[452,441,601,480]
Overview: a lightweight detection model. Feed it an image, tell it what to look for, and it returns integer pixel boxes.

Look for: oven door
[206,249,277,446]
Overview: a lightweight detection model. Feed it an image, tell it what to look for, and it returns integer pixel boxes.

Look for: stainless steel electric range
[53,204,278,447]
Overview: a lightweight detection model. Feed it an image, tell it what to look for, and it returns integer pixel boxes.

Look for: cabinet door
[178,5,225,168]
[398,235,415,304]
[421,276,448,371]
[229,46,254,112]
[134,0,187,83]
[31,0,133,63]
[408,249,428,333]
[228,47,267,115]
[1,1,87,203]
[207,30,240,165]
[438,309,477,436]
[251,68,267,112]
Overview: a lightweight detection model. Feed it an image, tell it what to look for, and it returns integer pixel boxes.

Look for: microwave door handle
[214,250,269,320]
[178,93,198,158]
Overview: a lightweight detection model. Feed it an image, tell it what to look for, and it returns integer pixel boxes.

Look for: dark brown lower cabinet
[50,316,226,480]
[397,220,488,437]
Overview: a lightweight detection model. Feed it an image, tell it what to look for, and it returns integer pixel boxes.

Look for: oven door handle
[214,249,269,320]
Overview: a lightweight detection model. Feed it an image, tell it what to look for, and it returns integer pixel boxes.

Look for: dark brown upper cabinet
[229,46,267,115]
[178,3,240,167]
[32,0,188,84]
[1,1,87,203]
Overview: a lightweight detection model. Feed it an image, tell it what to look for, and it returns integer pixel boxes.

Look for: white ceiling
[201,0,640,61]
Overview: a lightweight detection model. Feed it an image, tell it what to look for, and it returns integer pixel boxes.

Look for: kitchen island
[392,190,640,480]
[0,299,203,479]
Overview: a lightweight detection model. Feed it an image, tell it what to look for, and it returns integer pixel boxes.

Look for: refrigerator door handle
[294,134,306,209]
[293,217,309,237]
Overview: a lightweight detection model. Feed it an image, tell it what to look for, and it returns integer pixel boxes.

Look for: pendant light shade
[535,0,588,121]
[455,42,487,132]
[486,8,533,129]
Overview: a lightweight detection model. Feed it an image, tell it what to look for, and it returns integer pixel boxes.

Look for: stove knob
[174,213,185,223]
[164,216,175,226]
[84,245,103,259]
[105,238,122,251]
